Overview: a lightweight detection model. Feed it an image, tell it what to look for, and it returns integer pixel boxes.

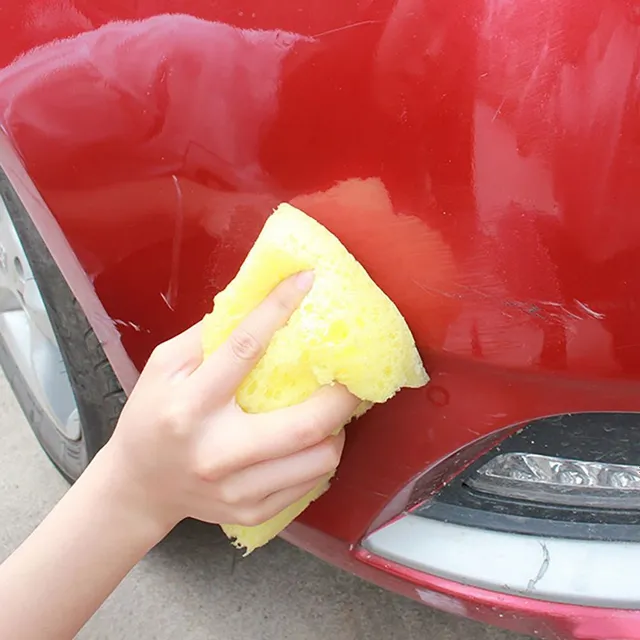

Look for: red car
[1,2,640,638]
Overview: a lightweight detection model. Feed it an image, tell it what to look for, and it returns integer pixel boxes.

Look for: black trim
[416,501,640,542]
[415,412,640,541]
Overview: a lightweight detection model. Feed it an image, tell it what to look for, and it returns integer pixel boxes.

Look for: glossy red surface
[2,1,640,636]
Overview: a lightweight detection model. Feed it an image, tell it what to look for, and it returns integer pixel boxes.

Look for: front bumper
[362,514,640,609]
[356,541,640,640]
[283,515,640,640]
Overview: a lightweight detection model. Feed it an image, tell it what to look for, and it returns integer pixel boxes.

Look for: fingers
[227,385,359,469]
[192,384,357,484]
[214,432,345,504]
[231,476,332,527]
[188,271,314,403]
[248,384,358,459]
[254,476,332,525]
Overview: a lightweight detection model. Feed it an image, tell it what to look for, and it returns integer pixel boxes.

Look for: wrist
[77,445,177,550]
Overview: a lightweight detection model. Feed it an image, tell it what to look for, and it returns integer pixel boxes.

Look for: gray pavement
[0,372,529,640]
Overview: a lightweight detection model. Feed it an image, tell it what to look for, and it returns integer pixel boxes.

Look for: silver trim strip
[361,514,640,608]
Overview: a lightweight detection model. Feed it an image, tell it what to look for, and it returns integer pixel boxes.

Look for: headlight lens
[467,452,640,509]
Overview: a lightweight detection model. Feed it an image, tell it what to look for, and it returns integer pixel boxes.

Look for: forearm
[0,271,354,638]
[0,448,167,640]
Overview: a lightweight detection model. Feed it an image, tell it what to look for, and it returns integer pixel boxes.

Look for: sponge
[202,203,428,553]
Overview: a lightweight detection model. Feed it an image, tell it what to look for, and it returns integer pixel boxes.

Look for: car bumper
[282,518,640,640]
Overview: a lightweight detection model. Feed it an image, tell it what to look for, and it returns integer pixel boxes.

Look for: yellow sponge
[202,203,428,553]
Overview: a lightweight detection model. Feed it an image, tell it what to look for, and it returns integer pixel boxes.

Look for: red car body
[2,2,640,638]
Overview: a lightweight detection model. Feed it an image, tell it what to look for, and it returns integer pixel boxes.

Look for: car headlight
[467,452,640,509]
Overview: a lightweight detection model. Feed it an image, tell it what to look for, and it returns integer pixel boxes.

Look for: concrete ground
[0,372,530,640]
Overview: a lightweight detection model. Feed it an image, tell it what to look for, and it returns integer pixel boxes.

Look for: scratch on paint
[539,301,581,320]
[113,319,148,333]
[612,342,640,351]
[310,20,383,39]
[492,97,506,122]
[546,303,581,321]
[160,292,175,311]
[574,299,606,320]
[411,279,462,300]
[410,281,603,325]
[527,542,550,592]
[164,174,184,311]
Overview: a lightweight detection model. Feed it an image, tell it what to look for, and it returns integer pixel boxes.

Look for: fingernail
[295,270,315,291]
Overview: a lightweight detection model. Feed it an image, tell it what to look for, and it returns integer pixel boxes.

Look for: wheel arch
[0,131,139,395]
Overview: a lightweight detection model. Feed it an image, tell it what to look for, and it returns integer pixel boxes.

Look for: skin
[0,271,359,640]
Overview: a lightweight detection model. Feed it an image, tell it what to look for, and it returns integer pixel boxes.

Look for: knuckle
[193,458,218,483]
[321,441,343,472]
[193,453,227,483]
[236,507,268,527]
[218,483,245,506]
[228,329,263,362]
[193,446,239,483]
[163,399,193,437]
[294,414,326,448]
[148,341,174,369]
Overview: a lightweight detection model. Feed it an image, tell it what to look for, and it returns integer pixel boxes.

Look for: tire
[0,168,126,482]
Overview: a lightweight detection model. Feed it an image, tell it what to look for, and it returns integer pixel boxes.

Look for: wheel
[0,168,126,482]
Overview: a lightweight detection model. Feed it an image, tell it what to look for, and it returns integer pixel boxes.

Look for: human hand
[95,272,359,542]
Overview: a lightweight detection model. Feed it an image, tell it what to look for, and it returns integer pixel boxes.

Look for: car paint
[2,1,640,638]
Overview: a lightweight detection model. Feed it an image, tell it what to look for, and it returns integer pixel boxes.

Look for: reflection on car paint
[2,4,640,637]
